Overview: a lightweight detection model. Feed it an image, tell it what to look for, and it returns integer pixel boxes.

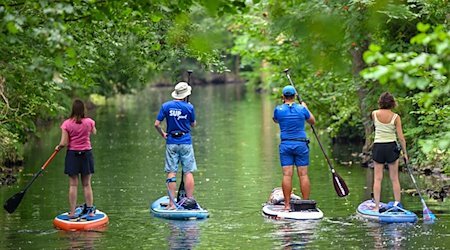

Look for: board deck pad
[150,196,209,220]
[262,200,324,220]
[357,200,417,223]
[53,210,109,231]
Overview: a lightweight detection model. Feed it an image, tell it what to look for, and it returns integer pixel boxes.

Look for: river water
[0,83,449,249]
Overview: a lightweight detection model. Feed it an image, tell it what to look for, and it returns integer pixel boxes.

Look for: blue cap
[282,85,296,96]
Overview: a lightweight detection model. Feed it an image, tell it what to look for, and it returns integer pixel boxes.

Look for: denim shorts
[165,144,197,173]
[65,150,94,176]
[279,142,309,167]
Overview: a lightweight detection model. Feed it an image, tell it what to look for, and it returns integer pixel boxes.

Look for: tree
[227,0,449,167]
[0,0,247,165]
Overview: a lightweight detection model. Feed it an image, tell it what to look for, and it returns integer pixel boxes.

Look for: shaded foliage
[0,0,247,165]
[226,0,449,168]
[362,23,450,172]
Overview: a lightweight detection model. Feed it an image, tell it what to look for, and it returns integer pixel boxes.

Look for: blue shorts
[165,144,197,173]
[279,142,309,167]
[64,150,94,176]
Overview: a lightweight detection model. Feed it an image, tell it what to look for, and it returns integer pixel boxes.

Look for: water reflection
[167,220,202,250]
[58,228,107,250]
[365,223,412,249]
[265,218,320,249]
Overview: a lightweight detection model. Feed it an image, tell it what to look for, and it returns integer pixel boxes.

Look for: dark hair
[70,99,86,124]
[378,92,396,109]
[283,95,295,101]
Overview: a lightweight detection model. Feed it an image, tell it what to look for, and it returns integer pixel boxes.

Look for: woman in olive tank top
[371,92,408,212]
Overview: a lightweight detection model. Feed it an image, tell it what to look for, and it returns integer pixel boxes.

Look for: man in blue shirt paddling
[273,85,316,211]
[154,82,197,210]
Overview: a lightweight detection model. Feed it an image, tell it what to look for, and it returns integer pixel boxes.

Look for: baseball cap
[282,85,296,96]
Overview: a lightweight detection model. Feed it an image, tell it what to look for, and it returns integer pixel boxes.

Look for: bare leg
[282,166,294,210]
[81,174,94,208]
[167,172,177,208]
[68,175,78,216]
[372,162,384,211]
[297,167,310,200]
[388,159,401,203]
[184,172,195,198]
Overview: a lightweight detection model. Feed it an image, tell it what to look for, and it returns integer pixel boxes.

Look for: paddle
[176,69,193,202]
[3,148,60,213]
[404,158,436,222]
[283,68,350,197]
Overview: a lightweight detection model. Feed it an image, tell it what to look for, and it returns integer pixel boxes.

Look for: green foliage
[227,0,450,169]
[361,23,450,168]
[0,0,247,164]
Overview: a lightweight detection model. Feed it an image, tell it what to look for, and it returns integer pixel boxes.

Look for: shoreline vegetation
[1,1,449,204]
[2,82,449,203]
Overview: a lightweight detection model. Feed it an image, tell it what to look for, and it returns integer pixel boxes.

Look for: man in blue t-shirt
[154,81,197,209]
[273,85,316,211]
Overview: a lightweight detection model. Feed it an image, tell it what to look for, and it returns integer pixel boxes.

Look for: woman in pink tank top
[56,99,97,218]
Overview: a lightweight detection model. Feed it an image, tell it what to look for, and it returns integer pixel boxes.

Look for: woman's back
[373,109,397,143]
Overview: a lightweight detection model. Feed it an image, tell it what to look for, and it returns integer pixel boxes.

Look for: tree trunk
[351,40,373,167]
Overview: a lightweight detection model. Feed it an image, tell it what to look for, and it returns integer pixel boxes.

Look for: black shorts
[372,142,400,164]
[64,150,95,176]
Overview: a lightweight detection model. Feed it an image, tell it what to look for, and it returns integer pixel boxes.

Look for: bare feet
[68,212,77,218]
[166,205,176,210]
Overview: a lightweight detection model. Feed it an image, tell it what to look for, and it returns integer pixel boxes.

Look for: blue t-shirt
[156,100,196,144]
[273,103,311,141]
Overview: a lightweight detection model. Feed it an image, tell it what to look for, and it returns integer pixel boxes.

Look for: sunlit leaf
[417,22,430,33]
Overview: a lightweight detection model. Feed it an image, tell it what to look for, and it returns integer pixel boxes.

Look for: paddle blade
[423,207,436,223]
[3,191,25,214]
[332,172,350,197]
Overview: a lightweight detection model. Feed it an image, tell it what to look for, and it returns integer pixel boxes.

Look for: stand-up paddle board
[150,196,209,220]
[262,187,323,220]
[53,209,109,231]
[262,202,324,220]
[357,200,417,223]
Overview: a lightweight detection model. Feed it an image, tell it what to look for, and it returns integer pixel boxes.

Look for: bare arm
[55,129,69,150]
[154,120,167,139]
[395,115,408,161]
[92,125,97,135]
[302,102,316,125]
[191,121,197,128]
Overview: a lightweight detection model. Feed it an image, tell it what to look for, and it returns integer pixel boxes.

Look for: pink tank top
[61,118,95,150]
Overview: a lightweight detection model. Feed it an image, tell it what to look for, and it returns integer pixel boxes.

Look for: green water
[1,83,449,249]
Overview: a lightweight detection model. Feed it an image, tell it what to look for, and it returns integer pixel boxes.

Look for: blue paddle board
[150,196,209,220]
[357,200,417,223]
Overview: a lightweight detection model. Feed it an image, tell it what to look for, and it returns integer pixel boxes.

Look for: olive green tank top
[373,112,397,143]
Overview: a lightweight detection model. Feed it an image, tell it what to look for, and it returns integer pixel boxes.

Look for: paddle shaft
[21,149,59,192]
[177,70,193,201]
[186,70,193,103]
[3,148,59,213]
[404,158,430,208]
[284,70,335,172]
[283,69,349,197]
